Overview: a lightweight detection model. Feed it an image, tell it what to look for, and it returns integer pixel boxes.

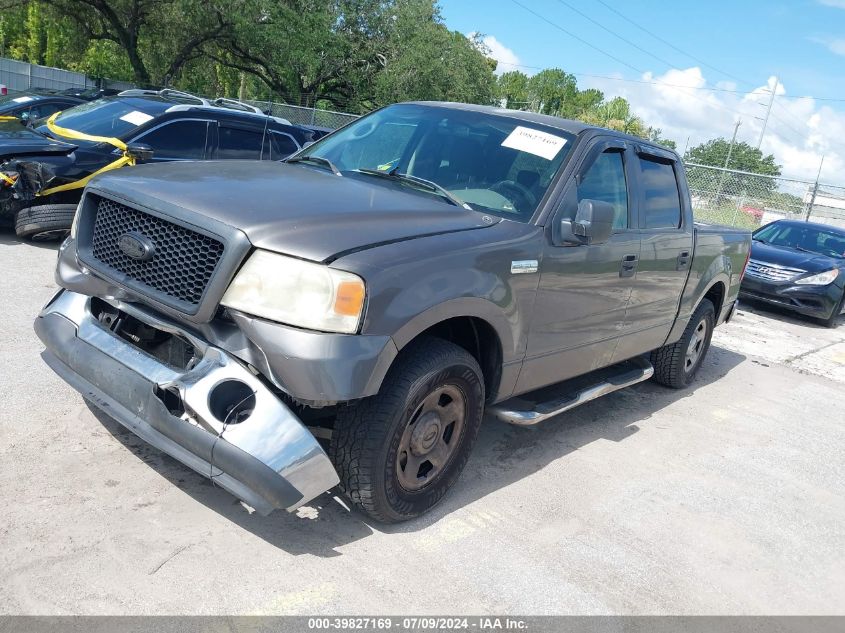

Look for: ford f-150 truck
[35,102,751,523]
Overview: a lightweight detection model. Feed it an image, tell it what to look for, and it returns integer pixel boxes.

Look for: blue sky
[439,0,845,180]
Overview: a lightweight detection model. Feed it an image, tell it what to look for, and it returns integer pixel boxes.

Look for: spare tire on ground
[15,204,77,242]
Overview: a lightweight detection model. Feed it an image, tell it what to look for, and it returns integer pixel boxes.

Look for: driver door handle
[620,254,638,278]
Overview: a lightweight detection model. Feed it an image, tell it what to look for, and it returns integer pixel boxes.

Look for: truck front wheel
[650,298,715,389]
[330,337,485,523]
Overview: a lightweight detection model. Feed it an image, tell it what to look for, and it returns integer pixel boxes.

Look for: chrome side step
[488,358,654,426]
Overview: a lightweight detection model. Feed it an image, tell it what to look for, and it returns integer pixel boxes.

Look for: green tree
[497,70,528,109]
[210,0,387,109]
[374,18,496,107]
[569,87,603,117]
[39,0,231,87]
[24,0,45,64]
[527,68,577,116]
[580,96,646,136]
[684,138,781,176]
[685,138,782,197]
[646,127,677,150]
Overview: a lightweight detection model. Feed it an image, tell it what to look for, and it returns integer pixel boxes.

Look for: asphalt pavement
[1,232,843,615]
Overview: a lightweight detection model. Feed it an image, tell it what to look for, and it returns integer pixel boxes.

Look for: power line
[507,0,645,74]
[502,3,764,125]
[773,99,812,132]
[504,1,750,119]
[594,0,756,89]
[553,0,683,72]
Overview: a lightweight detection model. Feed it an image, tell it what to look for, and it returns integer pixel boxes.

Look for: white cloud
[827,39,845,55]
[467,33,523,75]
[580,67,844,182]
[819,0,845,8]
[810,35,845,56]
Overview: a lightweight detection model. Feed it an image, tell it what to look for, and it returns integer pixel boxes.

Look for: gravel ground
[1,232,843,615]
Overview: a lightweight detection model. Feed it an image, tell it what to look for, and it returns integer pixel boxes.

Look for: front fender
[333,222,544,400]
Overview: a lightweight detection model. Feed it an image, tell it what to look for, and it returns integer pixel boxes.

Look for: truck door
[517,138,641,394]
[613,146,694,361]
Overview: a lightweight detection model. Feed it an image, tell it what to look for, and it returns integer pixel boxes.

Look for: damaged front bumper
[34,289,340,515]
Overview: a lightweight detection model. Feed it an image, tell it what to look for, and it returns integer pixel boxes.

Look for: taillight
[739,249,751,281]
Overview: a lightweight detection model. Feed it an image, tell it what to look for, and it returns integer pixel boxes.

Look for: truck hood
[89,161,500,262]
[750,241,845,273]
[0,120,77,159]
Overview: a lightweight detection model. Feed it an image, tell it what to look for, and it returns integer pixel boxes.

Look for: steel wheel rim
[685,318,708,372]
[396,383,466,491]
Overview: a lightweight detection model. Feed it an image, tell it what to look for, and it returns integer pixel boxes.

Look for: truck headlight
[221,250,366,334]
[794,269,839,286]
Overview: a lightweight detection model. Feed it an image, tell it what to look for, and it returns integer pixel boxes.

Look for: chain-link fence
[685,162,845,231]
[244,100,359,130]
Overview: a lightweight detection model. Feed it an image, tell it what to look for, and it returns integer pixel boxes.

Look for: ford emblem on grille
[118,232,155,261]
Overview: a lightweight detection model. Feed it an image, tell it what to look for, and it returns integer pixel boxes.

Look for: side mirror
[559,199,615,246]
[126,142,154,164]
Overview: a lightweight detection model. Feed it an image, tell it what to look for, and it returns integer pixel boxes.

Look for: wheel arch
[390,299,514,402]
[702,279,727,317]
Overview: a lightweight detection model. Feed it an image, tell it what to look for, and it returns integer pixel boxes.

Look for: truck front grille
[745,259,804,283]
[90,196,225,308]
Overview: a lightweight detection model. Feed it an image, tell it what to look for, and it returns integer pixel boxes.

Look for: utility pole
[723,119,741,170]
[806,155,825,221]
[715,119,741,201]
[757,76,778,149]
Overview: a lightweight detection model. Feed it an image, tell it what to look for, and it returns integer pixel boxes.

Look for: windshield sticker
[501,126,567,160]
[119,110,154,126]
[12,96,34,103]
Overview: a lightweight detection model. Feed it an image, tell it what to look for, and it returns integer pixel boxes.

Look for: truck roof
[410,101,677,157]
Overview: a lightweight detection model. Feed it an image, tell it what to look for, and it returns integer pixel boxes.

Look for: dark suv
[0,89,317,240]
[0,90,85,123]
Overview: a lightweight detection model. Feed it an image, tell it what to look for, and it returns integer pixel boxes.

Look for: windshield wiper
[285,155,342,176]
[356,168,469,209]
[752,237,767,244]
[793,245,816,254]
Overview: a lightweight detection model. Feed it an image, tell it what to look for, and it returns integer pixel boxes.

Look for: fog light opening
[154,384,185,417]
[208,380,256,425]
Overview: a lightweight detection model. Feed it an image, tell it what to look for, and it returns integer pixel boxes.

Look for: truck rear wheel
[650,298,715,389]
[330,337,485,523]
[15,204,77,242]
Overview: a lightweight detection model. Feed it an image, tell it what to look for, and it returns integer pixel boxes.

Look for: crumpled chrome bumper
[34,289,340,515]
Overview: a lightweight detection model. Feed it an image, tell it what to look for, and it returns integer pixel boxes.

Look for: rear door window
[135,120,209,159]
[270,131,299,159]
[218,126,264,159]
[638,156,682,229]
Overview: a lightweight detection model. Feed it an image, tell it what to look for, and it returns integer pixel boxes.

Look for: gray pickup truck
[35,102,751,522]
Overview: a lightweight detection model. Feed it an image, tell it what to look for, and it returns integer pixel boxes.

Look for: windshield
[300,103,575,221]
[35,98,160,140]
[754,222,845,259]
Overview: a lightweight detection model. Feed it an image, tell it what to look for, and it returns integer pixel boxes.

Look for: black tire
[650,298,715,389]
[15,204,77,242]
[823,291,845,329]
[330,337,485,523]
